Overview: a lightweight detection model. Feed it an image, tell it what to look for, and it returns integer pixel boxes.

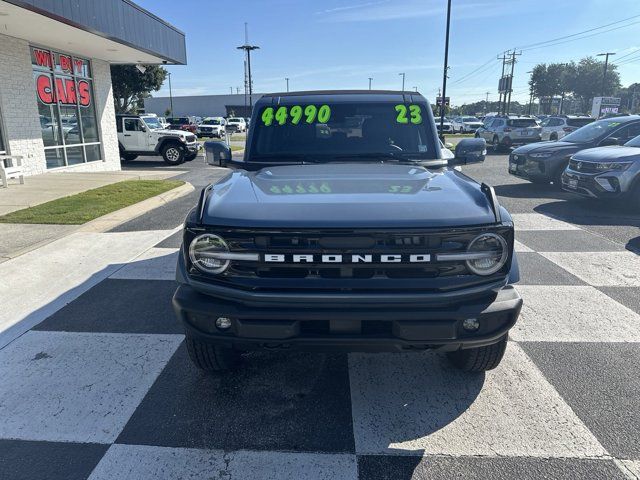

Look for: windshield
[142,117,161,129]
[624,135,640,148]
[562,119,625,144]
[251,101,435,162]
[202,119,221,125]
[508,118,537,128]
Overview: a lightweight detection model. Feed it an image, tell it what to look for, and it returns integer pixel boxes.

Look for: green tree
[111,65,167,113]
[570,57,621,111]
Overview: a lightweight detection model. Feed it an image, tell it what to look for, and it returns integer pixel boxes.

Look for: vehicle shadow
[493,182,569,201]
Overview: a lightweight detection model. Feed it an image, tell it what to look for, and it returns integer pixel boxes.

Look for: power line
[614,47,640,63]
[520,20,640,53]
[450,57,497,85]
[516,13,640,50]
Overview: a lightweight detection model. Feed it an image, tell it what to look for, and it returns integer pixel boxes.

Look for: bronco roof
[258,90,427,104]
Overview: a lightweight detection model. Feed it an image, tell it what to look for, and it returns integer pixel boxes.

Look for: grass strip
[0,179,184,225]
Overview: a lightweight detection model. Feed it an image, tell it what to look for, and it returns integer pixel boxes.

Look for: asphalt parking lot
[1,152,639,479]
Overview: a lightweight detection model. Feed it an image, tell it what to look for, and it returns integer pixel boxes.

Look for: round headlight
[466,233,508,276]
[189,234,230,274]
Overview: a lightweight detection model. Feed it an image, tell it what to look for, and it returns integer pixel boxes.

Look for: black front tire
[491,136,501,152]
[161,143,185,165]
[186,335,240,372]
[447,336,508,372]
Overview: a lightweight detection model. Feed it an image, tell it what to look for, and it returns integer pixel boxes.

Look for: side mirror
[452,138,486,165]
[204,141,232,167]
[600,137,620,147]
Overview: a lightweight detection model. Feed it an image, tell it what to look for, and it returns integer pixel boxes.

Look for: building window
[31,47,101,169]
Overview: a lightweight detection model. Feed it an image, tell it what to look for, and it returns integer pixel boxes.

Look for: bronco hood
[201,164,496,228]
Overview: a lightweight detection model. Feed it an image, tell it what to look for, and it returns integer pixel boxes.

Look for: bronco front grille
[186,228,514,291]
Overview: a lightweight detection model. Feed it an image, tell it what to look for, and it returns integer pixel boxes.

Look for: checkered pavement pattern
[1,213,640,480]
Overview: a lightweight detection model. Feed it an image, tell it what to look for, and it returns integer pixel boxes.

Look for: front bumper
[561,169,628,198]
[173,283,522,352]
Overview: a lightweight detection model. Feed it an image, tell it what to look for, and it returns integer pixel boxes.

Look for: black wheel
[447,335,507,372]
[161,142,185,165]
[628,182,640,212]
[550,133,558,141]
[184,152,197,162]
[185,334,240,372]
[474,132,480,138]
[491,136,501,152]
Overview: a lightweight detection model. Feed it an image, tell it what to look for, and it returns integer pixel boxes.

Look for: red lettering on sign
[33,49,52,69]
[36,75,91,107]
[77,80,91,107]
[36,75,54,104]
[74,59,84,75]
[59,55,72,73]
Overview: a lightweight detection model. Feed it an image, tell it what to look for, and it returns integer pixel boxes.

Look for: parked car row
[507,115,640,206]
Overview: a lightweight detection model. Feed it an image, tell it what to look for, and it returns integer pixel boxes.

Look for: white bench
[0,155,24,188]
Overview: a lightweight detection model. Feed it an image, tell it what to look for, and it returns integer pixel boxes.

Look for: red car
[167,117,197,134]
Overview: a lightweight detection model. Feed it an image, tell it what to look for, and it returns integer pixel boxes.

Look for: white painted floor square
[348,343,606,457]
[89,444,358,480]
[512,285,640,342]
[0,331,182,443]
[511,213,580,231]
[109,247,179,281]
[540,251,640,287]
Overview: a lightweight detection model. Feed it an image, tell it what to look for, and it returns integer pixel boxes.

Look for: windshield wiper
[332,153,430,163]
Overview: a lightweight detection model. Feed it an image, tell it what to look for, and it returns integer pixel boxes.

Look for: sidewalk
[0,169,187,262]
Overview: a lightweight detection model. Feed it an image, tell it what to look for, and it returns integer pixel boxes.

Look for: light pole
[285,77,289,92]
[413,86,418,92]
[399,72,405,91]
[439,0,452,138]
[237,23,260,113]
[368,77,373,90]
[597,52,616,97]
[167,72,174,117]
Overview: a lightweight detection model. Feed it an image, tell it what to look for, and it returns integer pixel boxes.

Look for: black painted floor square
[516,252,586,285]
[522,342,640,460]
[155,231,183,249]
[116,343,355,453]
[356,455,627,480]
[0,439,108,480]
[516,229,625,252]
[598,286,640,315]
[34,279,182,334]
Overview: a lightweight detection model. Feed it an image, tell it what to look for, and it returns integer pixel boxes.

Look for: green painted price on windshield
[394,104,423,125]
[261,105,332,126]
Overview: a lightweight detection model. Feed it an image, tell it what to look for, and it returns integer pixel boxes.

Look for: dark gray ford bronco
[173,90,522,373]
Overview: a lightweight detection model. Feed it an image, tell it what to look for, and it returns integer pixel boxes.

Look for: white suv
[117,114,200,165]
[197,117,226,138]
[226,117,246,133]
[540,115,594,141]
[451,116,483,133]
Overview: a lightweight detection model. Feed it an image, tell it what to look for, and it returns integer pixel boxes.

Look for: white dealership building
[0,0,186,176]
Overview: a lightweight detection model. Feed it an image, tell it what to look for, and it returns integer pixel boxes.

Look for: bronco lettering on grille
[263,254,431,263]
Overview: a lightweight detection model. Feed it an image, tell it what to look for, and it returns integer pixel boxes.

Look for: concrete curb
[1,182,194,261]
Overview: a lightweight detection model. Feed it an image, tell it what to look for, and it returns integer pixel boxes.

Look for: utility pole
[439,0,452,138]
[597,52,616,96]
[505,50,521,115]
[236,87,240,94]
[497,53,508,114]
[167,72,173,116]
[399,72,405,91]
[368,77,373,90]
[230,86,233,95]
[237,22,260,113]
[413,86,418,92]
[285,77,289,92]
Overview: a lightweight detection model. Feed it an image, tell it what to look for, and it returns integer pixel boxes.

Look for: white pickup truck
[117,114,200,165]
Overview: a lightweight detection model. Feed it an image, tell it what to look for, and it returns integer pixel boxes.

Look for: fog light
[463,318,480,332]
[215,317,232,330]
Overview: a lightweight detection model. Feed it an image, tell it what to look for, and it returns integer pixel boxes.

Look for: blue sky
[137,0,640,105]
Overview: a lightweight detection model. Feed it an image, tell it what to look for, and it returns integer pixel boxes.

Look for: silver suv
[540,115,594,141]
[477,115,541,152]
